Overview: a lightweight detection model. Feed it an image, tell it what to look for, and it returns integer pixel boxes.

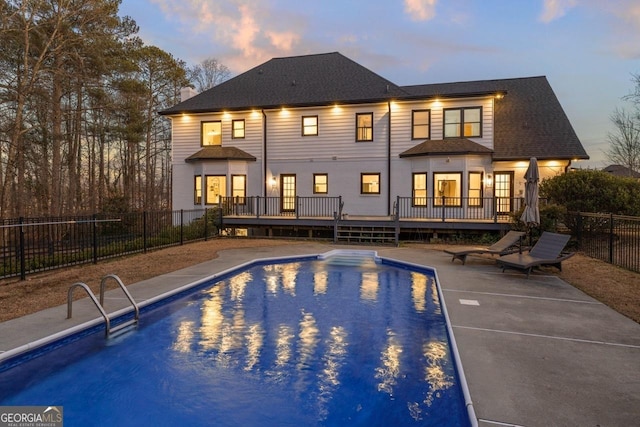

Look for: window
[468,172,483,207]
[302,116,318,136]
[194,176,202,205]
[205,175,226,205]
[232,175,246,204]
[434,172,461,206]
[412,173,427,206]
[412,110,430,139]
[313,173,328,194]
[361,173,380,194]
[356,113,373,141]
[232,119,245,139]
[443,107,482,138]
[202,121,222,146]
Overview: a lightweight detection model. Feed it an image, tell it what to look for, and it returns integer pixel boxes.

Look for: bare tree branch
[606,107,640,173]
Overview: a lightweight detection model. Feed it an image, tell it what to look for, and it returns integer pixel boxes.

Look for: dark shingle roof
[160,52,407,114]
[185,146,256,162]
[403,77,589,161]
[603,164,640,178]
[161,52,589,161]
[400,138,493,157]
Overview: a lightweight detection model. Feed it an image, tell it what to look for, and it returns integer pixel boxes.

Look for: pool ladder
[67,274,140,338]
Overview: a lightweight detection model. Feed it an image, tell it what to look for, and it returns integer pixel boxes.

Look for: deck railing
[395,196,525,222]
[221,195,525,222]
[220,196,343,219]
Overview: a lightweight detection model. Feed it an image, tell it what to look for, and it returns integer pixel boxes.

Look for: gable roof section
[185,146,257,162]
[403,77,589,161]
[400,138,493,157]
[160,52,408,114]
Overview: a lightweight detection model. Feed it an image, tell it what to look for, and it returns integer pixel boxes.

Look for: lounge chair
[444,230,526,265]
[496,231,575,278]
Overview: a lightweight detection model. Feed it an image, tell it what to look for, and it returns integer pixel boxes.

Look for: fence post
[19,217,25,281]
[296,196,300,219]
[609,213,614,264]
[93,213,98,264]
[204,208,208,241]
[395,195,400,246]
[256,196,261,218]
[180,209,184,245]
[575,212,582,250]
[441,196,446,222]
[143,211,148,253]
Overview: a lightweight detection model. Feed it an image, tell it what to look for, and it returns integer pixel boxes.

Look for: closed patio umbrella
[520,157,540,237]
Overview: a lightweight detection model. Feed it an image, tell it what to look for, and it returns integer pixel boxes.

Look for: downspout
[387,102,392,216]
[262,110,267,197]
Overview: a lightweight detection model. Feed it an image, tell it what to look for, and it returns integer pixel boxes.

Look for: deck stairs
[336,225,397,245]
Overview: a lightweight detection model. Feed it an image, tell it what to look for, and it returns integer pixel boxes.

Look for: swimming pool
[0,250,476,426]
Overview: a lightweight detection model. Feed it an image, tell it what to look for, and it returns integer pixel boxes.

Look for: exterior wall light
[484,174,493,187]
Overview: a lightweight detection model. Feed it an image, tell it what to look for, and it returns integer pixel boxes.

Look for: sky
[119,0,640,169]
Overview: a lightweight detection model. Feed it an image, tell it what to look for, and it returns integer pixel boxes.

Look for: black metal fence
[0,209,219,280]
[573,212,640,273]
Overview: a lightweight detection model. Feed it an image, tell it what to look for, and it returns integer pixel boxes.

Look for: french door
[494,172,513,214]
[280,174,296,212]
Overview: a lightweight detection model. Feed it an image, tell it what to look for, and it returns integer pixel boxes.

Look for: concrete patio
[1,243,639,426]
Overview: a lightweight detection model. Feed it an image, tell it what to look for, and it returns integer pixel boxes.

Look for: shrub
[539,169,640,215]
[511,203,567,238]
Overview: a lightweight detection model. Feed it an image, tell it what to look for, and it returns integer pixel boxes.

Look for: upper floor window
[412,110,430,139]
[361,173,380,194]
[202,121,222,146]
[302,116,318,136]
[313,173,328,194]
[232,119,245,139]
[356,113,373,141]
[443,107,482,138]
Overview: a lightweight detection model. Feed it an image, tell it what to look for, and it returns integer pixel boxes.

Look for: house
[159,52,588,240]
[603,164,640,179]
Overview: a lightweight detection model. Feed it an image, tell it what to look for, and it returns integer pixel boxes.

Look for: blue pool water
[1,254,472,426]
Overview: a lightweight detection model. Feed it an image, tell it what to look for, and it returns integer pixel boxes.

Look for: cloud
[265,31,300,52]
[539,0,578,23]
[404,0,437,22]
[148,0,305,70]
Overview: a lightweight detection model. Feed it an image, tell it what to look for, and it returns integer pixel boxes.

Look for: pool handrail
[99,274,140,324]
[67,282,111,337]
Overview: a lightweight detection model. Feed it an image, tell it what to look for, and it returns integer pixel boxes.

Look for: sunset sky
[119,0,640,168]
